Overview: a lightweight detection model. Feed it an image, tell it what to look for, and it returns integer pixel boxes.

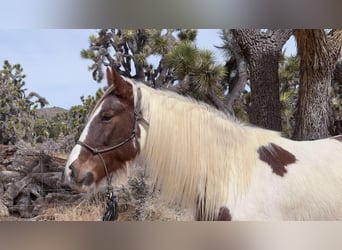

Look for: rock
[0,170,23,184]
[45,193,83,204]
[32,197,47,217]
[0,143,84,219]
[0,200,9,217]
[2,175,33,207]
[31,172,63,189]
[15,192,34,218]
[2,159,11,166]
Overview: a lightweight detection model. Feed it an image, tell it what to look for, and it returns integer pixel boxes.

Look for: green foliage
[0,60,48,144]
[164,39,226,103]
[80,29,227,111]
[177,29,197,42]
[33,88,103,144]
[165,41,198,79]
[148,31,171,55]
[33,118,52,143]
[27,92,49,109]
[279,55,300,137]
[0,60,103,145]
[190,50,226,98]
[332,81,342,120]
[232,90,251,122]
[134,53,148,67]
[332,63,342,134]
[66,88,104,139]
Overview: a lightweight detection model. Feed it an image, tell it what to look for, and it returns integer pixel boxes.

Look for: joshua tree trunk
[222,29,249,113]
[292,29,342,140]
[334,62,342,84]
[232,29,292,131]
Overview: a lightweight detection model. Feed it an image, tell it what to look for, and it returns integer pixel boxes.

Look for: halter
[76,87,148,220]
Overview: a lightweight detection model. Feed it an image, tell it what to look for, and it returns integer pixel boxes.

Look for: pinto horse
[64,67,342,220]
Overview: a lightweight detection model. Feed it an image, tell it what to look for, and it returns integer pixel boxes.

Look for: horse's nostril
[67,165,93,186]
[82,172,94,186]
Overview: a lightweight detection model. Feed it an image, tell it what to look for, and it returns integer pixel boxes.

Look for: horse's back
[231,136,342,220]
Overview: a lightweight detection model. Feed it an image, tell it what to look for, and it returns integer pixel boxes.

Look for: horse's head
[63,67,144,191]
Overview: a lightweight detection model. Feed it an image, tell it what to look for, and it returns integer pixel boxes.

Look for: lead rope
[102,174,119,221]
[99,153,119,221]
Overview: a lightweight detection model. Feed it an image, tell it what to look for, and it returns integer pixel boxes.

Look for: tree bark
[222,29,249,113]
[293,29,342,140]
[334,61,342,84]
[232,29,292,131]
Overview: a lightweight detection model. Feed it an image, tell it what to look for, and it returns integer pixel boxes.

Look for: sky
[0,29,297,109]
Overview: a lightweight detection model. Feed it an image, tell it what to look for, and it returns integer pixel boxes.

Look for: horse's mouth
[64,181,97,193]
[78,171,94,186]
[62,169,96,192]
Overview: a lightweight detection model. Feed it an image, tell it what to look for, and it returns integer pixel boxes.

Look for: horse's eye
[101,114,113,121]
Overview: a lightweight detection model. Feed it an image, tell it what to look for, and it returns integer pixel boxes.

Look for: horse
[63,67,342,221]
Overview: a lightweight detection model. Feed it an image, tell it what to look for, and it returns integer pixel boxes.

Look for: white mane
[128,81,280,219]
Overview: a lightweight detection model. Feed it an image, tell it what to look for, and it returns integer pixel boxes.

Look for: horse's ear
[106,67,115,87]
[106,67,133,101]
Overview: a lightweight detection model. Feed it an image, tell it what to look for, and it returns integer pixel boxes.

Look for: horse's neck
[139,85,279,217]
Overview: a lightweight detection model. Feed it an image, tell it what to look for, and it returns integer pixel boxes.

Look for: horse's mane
[128,79,280,219]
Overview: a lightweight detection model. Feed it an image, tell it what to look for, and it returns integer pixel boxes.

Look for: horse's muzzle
[62,165,94,188]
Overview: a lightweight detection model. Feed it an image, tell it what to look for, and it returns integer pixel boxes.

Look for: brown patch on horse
[258,143,297,177]
[216,206,232,221]
[195,196,232,221]
[332,135,342,142]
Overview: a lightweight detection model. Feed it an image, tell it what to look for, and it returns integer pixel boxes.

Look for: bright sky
[0,29,296,109]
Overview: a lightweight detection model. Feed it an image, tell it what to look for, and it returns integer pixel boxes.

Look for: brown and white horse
[64,67,342,220]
